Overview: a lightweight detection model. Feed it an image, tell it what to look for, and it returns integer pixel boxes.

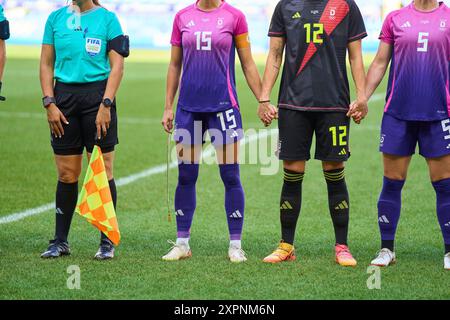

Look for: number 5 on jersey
[417,32,429,52]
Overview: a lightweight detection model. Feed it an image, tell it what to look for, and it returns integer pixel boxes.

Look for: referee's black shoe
[94,239,115,260]
[41,239,71,259]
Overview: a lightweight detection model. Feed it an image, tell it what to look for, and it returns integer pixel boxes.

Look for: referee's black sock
[280,169,304,245]
[100,179,117,243]
[324,168,349,246]
[55,181,78,243]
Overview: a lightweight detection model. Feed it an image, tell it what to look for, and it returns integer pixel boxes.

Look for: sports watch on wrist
[102,98,113,108]
[42,96,56,109]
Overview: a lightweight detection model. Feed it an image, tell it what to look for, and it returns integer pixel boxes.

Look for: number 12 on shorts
[329,126,347,146]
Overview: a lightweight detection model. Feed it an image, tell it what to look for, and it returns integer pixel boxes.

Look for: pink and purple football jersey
[380,2,450,121]
[171,0,249,113]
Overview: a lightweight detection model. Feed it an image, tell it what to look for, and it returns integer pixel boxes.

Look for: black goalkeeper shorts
[277,108,351,162]
[51,80,118,156]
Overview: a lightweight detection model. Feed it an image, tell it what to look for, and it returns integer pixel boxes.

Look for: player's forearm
[260,53,282,101]
[349,57,367,102]
[165,64,181,110]
[260,38,284,101]
[366,61,388,100]
[365,42,392,100]
[242,61,262,101]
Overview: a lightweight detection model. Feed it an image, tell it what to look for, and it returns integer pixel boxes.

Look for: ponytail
[93,0,100,5]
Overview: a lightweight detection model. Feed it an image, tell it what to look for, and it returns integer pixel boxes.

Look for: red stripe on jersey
[297,43,317,75]
[296,0,350,76]
[320,0,350,36]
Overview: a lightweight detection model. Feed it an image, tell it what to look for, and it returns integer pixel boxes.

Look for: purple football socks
[219,164,245,241]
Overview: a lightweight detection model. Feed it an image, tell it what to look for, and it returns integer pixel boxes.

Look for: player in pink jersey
[161,0,266,262]
[362,0,450,269]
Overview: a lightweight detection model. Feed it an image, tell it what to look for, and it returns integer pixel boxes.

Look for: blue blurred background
[3,0,450,52]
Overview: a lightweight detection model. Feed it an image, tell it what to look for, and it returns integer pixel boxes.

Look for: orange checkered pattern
[75,146,120,245]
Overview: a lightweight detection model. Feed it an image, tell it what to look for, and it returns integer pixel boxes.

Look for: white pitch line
[0,130,273,225]
[0,203,55,225]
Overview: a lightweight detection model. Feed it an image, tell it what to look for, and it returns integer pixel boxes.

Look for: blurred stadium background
[4,0,450,52]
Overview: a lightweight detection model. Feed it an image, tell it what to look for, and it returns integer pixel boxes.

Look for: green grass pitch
[0,46,448,300]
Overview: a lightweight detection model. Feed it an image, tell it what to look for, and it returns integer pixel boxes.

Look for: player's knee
[384,165,408,180]
[430,172,450,183]
[322,161,344,172]
[384,171,407,181]
[219,164,241,188]
[283,161,305,173]
[178,163,199,186]
[58,167,80,184]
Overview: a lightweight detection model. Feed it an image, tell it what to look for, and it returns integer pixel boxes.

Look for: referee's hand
[47,104,69,138]
[96,104,111,139]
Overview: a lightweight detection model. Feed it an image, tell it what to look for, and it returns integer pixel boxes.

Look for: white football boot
[445,253,450,270]
[371,248,396,267]
[228,243,247,263]
[162,240,192,261]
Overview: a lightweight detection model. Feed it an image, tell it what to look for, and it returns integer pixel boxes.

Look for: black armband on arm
[0,20,10,40]
[107,35,129,58]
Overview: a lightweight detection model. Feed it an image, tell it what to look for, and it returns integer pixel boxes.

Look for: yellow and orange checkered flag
[75,145,120,245]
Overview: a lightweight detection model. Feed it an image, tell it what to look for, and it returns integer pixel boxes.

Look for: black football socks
[100,179,117,242]
[324,168,350,246]
[55,181,78,243]
[280,169,304,245]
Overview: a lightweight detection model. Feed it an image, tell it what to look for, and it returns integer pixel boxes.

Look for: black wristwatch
[42,96,56,108]
[102,98,113,108]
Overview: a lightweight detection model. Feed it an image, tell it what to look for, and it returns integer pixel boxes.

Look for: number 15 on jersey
[195,31,212,51]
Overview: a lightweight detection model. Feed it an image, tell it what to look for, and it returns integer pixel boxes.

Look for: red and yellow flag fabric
[75,145,120,245]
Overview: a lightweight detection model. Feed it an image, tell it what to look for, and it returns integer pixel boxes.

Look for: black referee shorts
[51,80,118,156]
[277,109,350,162]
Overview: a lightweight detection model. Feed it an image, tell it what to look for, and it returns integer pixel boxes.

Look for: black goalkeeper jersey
[269,0,367,112]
